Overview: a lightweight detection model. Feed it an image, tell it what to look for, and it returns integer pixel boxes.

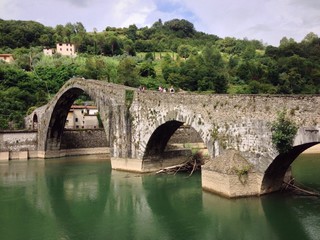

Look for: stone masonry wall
[0,131,37,151]
[168,125,203,144]
[130,90,320,173]
[0,129,108,152]
[61,129,108,149]
[34,78,320,174]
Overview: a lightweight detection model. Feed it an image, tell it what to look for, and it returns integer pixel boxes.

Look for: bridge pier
[111,157,144,173]
[201,150,264,198]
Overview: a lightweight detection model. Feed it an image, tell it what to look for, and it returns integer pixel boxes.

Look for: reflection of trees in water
[102,170,155,239]
[142,172,210,239]
[261,153,320,240]
[104,171,139,239]
[45,158,110,239]
[261,194,320,240]
[0,161,62,239]
[5,158,318,240]
[202,192,277,240]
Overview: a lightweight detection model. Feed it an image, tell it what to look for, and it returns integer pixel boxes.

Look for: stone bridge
[31,78,320,197]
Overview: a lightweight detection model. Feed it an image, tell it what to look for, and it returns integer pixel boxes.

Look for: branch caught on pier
[282,180,320,197]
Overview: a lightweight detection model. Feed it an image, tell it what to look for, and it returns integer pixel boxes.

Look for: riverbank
[303,144,320,154]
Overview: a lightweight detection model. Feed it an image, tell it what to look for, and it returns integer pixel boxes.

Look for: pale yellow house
[43,43,77,57]
[0,54,14,63]
[43,48,55,56]
[56,43,77,57]
[65,105,99,129]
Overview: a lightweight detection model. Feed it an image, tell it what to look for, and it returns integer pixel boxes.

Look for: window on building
[75,118,78,122]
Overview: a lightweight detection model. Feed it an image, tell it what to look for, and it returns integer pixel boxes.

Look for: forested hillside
[0,18,319,129]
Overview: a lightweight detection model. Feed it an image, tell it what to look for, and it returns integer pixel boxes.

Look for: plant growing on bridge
[125,89,134,109]
[234,165,252,184]
[271,111,298,154]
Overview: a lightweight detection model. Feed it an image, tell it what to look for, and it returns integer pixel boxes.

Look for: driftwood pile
[156,151,206,176]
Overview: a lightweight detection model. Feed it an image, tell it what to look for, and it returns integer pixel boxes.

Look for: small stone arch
[32,113,38,130]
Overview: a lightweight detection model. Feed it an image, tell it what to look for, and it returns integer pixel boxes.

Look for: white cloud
[0,0,20,19]
[0,0,319,45]
[113,0,157,27]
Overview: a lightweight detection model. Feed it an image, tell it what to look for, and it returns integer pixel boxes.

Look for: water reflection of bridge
[1,159,319,239]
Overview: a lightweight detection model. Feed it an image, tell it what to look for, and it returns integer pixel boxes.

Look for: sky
[1,0,319,46]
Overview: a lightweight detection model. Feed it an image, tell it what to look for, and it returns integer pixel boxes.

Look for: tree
[139,61,156,78]
[126,24,138,41]
[278,69,305,94]
[151,19,163,29]
[163,19,195,38]
[123,39,136,56]
[117,57,139,87]
[214,74,228,93]
[144,52,154,61]
[104,35,122,56]
[76,57,111,80]
[302,32,318,44]
[177,44,191,59]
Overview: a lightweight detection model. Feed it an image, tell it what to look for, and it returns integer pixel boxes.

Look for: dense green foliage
[0,18,320,129]
[271,111,298,154]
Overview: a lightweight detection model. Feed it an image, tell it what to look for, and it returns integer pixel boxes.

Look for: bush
[271,111,298,154]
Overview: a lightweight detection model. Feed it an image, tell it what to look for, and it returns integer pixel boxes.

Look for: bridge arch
[38,78,124,156]
[46,87,84,143]
[261,126,320,194]
[137,107,218,171]
[143,120,184,159]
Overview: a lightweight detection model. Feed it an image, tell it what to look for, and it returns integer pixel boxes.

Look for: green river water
[0,153,319,240]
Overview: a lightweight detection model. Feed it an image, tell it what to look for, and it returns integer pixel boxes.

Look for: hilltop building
[43,43,77,57]
[0,54,14,63]
[56,43,77,56]
[43,48,55,56]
